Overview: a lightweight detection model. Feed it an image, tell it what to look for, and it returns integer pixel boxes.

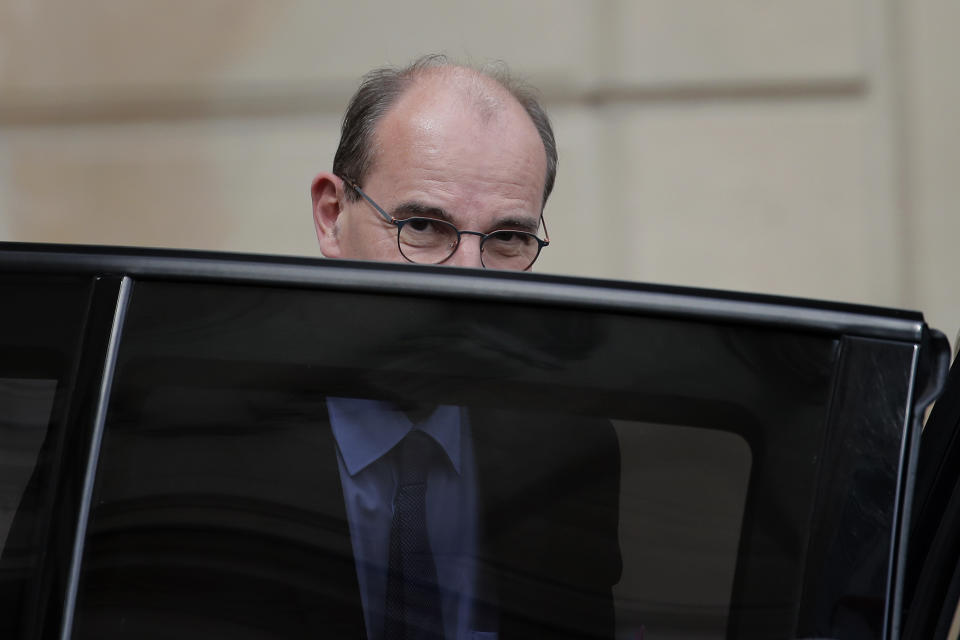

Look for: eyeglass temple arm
[540,212,550,246]
[342,178,395,224]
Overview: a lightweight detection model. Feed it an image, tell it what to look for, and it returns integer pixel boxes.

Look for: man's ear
[311,172,345,258]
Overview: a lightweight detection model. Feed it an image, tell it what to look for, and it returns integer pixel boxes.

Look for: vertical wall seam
[887,0,914,308]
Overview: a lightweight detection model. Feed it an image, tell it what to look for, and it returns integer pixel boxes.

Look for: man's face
[313,76,548,270]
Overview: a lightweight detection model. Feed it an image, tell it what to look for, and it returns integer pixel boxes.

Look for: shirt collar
[327,397,462,477]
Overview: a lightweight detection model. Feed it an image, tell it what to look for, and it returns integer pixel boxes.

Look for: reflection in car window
[614,421,751,639]
[66,281,838,639]
[0,378,57,551]
[0,275,93,639]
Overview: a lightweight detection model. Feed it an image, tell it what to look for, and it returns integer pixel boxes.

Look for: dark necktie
[384,430,445,640]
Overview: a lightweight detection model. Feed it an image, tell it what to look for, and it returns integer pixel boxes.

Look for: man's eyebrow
[392,201,453,221]
[391,200,541,233]
[489,216,541,233]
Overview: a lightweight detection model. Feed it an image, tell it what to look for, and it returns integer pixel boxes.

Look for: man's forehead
[380,69,529,137]
[368,70,546,182]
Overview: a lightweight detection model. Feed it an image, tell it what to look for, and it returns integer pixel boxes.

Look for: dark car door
[0,243,951,640]
[901,348,960,640]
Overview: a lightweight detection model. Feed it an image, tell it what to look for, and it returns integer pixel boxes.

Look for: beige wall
[1,1,957,345]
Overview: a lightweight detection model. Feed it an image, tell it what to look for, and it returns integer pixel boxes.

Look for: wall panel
[611,101,891,304]
[605,0,864,85]
[1,114,336,256]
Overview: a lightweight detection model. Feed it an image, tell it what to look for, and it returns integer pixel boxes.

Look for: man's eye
[399,218,457,250]
[489,231,533,246]
[406,218,438,233]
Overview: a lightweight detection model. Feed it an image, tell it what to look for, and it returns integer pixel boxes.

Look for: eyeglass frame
[338,176,550,270]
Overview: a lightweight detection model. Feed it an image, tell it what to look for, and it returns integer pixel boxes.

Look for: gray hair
[332,54,558,209]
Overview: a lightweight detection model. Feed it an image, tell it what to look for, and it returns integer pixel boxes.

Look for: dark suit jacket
[62,391,621,639]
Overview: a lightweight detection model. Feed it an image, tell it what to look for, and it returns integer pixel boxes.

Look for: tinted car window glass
[615,421,751,638]
[74,280,845,639]
[0,276,92,638]
[0,379,58,550]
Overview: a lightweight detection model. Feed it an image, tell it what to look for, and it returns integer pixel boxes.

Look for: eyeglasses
[340,178,549,270]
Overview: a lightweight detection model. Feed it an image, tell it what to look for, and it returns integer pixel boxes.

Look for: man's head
[311,55,556,270]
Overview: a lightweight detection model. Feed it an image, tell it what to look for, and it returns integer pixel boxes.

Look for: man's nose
[446,233,484,268]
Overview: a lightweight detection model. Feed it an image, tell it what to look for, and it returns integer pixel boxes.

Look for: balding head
[332,55,557,210]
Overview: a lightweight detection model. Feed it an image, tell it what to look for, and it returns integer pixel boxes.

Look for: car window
[0,276,93,639]
[68,280,865,640]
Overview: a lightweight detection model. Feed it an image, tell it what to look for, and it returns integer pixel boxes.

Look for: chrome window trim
[58,276,133,640]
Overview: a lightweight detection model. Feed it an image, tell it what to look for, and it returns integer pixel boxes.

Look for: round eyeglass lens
[397,218,460,263]
[481,231,540,270]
